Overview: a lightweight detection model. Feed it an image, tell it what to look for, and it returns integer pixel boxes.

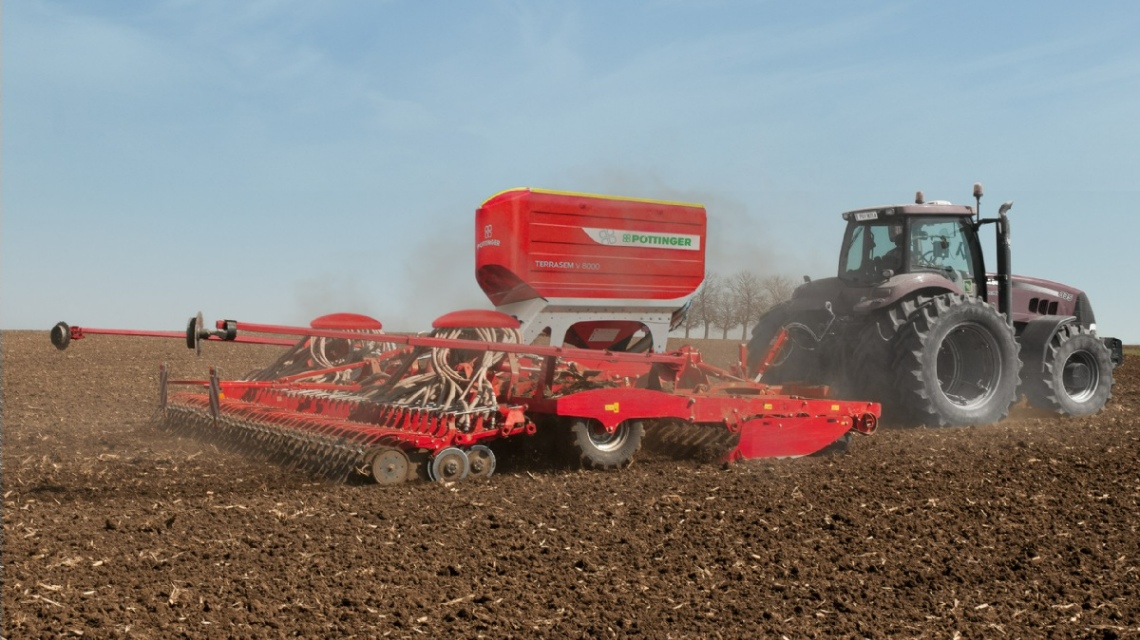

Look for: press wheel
[370,448,410,485]
[466,445,496,479]
[429,447,469,483]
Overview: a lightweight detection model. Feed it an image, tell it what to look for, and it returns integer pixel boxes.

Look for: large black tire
[745,303,821,383]
[848,321,895,404]
[1023,324,1114,416]
[565,418,644,470]
[892,294,1020,426]
[846,295,936,415]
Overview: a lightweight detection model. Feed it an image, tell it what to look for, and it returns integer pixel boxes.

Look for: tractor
[746,184,1123,426]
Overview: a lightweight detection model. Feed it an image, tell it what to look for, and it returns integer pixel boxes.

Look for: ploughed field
[3,330,1138,639]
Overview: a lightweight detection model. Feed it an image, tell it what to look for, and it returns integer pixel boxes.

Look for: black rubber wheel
[1023,324,1114,416]
[566,418,644,470]
[891,294,1020,426]
[848,320,894,402]
[846,295,935,416]
[745,302,821,383]
[51,322,71,351]
[186,312,204,356]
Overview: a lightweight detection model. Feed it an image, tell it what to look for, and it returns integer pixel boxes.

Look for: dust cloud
[570,170,835,280]
[291,274,383,326]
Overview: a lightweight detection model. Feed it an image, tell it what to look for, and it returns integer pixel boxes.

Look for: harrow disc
[429,447,469,483]
[370,448,411,485]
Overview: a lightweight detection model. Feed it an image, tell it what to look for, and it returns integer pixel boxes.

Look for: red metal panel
[731,416,852,459]
[310,313,383,331]
[432,309,521,329]
[552,387,694,428]
[475,188,707,305]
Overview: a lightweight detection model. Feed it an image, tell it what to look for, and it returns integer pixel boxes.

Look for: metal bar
[66,325,295,346]
[224,320,690,366]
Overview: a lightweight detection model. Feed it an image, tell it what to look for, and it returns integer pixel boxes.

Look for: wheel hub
[588,422,629,452]
[466,445,496,479]
[429,447,470,483]
[936,323,1001,409]
[1062,352,1099,402]
[370,448,410,485]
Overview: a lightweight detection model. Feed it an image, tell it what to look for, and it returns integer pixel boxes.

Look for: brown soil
[3,331,1139,639]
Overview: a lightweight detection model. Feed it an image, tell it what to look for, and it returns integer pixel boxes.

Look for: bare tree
[691,272,723,339]
[709,273,741,339]
[762,274,795,309]
[729,270,766,340]
[686,271,797,340]
[679,296,700,338]
[712,301,736,339]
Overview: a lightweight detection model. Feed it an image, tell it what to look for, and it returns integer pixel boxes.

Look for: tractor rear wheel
[846,295,935,418]
[848,321,895,404]
[892,294,1020,426]
[1023,324,1114,416]
[745,302,820,383]
[566,418,644,470]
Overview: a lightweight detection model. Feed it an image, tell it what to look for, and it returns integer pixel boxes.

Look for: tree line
[678,272,796,340]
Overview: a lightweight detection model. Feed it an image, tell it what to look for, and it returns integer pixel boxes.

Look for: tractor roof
[841,202,975,221]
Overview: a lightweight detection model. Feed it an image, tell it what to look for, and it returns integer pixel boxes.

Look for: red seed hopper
[51,189,879,484]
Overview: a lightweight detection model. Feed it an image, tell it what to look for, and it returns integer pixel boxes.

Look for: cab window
[841,221,904,281]
[907,217,976,288]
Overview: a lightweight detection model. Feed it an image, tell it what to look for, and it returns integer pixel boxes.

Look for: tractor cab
[838,205,984,298]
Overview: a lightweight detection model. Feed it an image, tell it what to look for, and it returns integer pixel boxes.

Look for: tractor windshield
[906,217,978,292]
[839,220,904,284]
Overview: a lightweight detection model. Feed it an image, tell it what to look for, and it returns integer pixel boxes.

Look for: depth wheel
[429,447,469,483]
[51,322,71,351]
[370,448,410,485]
[466,445,496,479]
[566,418,644,470]
[186,312,205,356]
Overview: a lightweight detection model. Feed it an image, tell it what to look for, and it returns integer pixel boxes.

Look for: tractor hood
[1000,274,1094,327]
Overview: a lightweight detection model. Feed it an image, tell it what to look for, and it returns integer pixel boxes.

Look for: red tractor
[747,184,1122,426]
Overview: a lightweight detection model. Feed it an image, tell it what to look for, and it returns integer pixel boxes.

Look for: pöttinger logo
[581,227,700,251]
[476,224,501,249]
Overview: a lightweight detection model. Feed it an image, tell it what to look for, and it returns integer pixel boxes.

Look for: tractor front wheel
[1024,324,1114,416]
[892,294,1020,426]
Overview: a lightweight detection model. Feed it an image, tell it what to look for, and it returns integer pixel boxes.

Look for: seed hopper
[51,188,879,483]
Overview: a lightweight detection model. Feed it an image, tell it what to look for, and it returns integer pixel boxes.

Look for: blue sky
[4,1,1139,342]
